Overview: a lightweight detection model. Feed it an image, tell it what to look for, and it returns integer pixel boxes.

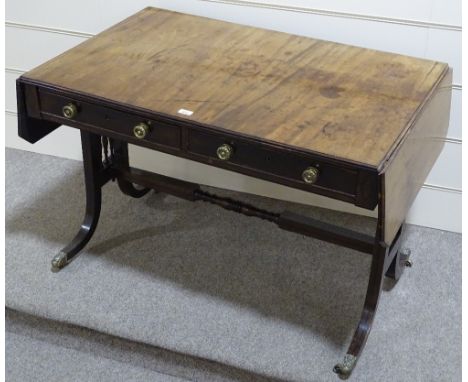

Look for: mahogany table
[16,7,452,379]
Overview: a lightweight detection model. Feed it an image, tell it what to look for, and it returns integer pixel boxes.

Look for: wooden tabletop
[24,7,449,170]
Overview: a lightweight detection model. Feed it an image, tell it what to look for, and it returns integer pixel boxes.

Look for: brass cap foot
[400,248,412,267]
[333,354,357,380]
[51,251,68,272]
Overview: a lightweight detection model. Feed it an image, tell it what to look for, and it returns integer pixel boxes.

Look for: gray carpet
[6,309,276,382]
[6,148,461,381]
[6,317,186,382]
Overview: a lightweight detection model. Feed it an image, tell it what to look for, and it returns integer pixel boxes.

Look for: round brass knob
[216,144,233,161]
[62,103,77,119]
[302,167,319,184]
[133,123,150,139]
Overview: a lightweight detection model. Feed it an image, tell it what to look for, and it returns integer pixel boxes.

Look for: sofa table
[16,7,452,379]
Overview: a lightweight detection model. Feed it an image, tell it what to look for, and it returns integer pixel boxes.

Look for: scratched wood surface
[383,69,452,244]
[23,7,448,169]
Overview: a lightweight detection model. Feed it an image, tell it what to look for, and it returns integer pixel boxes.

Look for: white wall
[5,0,462,233]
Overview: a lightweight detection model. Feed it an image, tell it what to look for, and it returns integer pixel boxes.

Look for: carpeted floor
[6,311,187,382]
[5,148,461,381]
[6,309,274,382]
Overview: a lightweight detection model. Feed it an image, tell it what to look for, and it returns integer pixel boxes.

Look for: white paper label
[177,108,194,116]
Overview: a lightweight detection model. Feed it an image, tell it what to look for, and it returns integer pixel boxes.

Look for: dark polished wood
[16,80,59,143]
[16,6,450,380]
[336,239,388,377]
[51,131,109,271]
[278,211,375,255]
[112,140,151,198]
[333,183,388,377]
[118,167,200,201]
[38,88,182,150]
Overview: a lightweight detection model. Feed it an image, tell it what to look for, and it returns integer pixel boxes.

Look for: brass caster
[400,248,412,268]
[51,251,68,272]
[333,354,356,379]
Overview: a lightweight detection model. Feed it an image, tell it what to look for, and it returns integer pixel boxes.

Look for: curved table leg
[333,240,388,379]
[112,140,151,198]
[51,132,103,271]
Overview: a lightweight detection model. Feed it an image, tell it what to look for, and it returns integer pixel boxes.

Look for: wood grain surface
[383,69,452,244]
[23,7,448,169]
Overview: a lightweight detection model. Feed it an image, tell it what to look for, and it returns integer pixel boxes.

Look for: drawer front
[38,90,180,149]
[187,129,358,198]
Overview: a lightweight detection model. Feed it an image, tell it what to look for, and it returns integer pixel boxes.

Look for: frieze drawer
[37,89,181,149]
